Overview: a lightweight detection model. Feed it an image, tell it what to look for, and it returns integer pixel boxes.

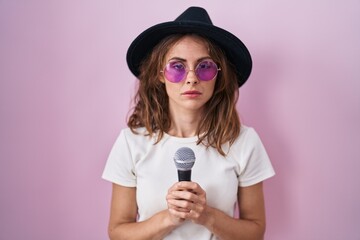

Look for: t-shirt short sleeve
[102,130,136,187]
[235,127,275,187]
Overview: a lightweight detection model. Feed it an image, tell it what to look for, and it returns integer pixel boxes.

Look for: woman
[102,6,275,240]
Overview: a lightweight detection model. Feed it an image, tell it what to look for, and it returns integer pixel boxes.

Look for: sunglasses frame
[160,59,221,83]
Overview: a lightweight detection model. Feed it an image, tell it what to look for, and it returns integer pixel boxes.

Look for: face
[160,35,218,115]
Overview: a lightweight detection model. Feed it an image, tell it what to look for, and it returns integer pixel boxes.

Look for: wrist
[162,210,183,229]
[203,206,216,232]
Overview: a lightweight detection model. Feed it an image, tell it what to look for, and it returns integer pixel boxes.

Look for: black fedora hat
[126,6,252,87]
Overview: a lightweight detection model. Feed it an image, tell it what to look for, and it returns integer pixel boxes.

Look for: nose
[185,70,198,85]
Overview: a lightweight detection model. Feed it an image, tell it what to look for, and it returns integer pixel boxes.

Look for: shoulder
[121,127,147,136]
[231,125,275,186]
[120,126,149,139]
[235,125,261,145]
[227,125,267,156]
[118,127,156,146]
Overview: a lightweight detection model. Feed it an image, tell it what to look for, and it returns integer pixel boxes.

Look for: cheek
[207,81,216,94]
[164,82,178,96]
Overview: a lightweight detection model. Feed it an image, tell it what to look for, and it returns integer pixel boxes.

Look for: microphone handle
[177,170,191,182]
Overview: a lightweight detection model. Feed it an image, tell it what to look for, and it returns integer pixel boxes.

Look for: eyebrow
[167,56,213,63]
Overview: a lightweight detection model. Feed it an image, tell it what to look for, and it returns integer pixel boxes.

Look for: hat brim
[126,21,252,87]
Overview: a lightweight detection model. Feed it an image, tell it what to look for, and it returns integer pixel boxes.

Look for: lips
[182,90,202,95]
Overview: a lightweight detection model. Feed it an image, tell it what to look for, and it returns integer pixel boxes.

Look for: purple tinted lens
[196,61,218,81]
[164,60,218,82]
[164,61,186,83]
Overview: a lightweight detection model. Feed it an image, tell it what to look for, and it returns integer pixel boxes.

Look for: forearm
[109,210,177,240]
[205,207,265,240]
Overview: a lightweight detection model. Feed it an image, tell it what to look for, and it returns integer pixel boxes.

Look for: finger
[172,191,207,207]
[168,182,182,193]
[169,205,190,213]
[169,199,206,219]
[171,189,197,201]
[177,181,198,190]
[168,198,194,210]
[192,202,205,214]
[168,208,188,219]
[179,182,207,198]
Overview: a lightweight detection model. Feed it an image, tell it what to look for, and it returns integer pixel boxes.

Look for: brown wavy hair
[127,34,240,156]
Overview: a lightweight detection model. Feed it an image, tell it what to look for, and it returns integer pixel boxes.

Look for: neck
[168,111,202,138]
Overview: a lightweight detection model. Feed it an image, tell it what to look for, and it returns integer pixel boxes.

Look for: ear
[159,76,165,84]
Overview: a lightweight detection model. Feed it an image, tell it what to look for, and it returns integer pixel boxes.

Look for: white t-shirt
[102,125,275,240]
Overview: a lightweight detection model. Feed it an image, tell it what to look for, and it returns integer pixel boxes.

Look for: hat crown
[127,6,252,87]
[174,7,213,25]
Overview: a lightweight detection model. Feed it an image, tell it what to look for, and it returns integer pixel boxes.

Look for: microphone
[173,147,196,181]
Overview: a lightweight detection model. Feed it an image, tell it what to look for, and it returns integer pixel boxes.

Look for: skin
[160,35,217,138]
[108,35,266,240]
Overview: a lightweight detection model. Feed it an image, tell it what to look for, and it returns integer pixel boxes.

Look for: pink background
[1,1,359,239]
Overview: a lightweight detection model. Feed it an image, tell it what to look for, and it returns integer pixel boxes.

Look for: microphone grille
[174,147,196,171]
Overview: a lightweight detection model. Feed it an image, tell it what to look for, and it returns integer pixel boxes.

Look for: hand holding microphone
[166,147,208,225]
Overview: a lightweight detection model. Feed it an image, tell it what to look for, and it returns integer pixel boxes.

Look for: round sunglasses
[160,59,221,83]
